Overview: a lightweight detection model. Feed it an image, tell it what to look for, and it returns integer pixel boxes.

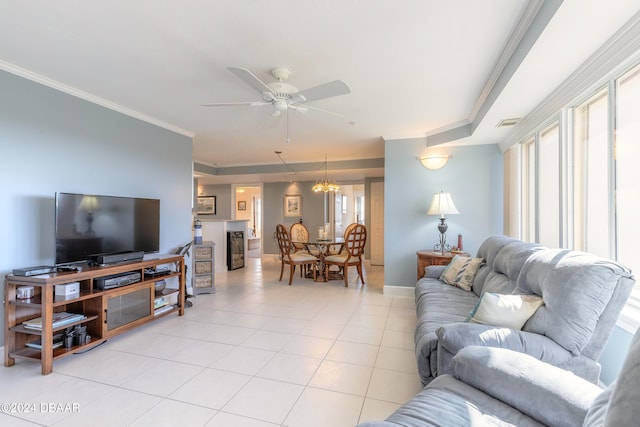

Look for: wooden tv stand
[4,254,185,375]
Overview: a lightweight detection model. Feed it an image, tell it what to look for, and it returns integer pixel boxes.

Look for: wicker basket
[194,275,213,288]
[195,260,212,274]
[195,246,212,259]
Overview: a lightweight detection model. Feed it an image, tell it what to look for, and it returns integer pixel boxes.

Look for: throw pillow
[466,293,544,330]
[440,255,485,291]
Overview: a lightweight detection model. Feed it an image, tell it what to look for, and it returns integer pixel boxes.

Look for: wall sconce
[419,154,450,170]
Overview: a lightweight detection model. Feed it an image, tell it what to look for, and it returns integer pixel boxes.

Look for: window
[615,64,640,330]
[521,137,536,242]
[504,145,521,237]
[506,61,640,331]
[573,89,611,258]
[538,123,560,247]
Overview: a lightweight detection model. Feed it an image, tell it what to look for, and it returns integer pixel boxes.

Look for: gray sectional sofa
[414,235,634,385]
[357,327,640,427]
[356,235,637,427]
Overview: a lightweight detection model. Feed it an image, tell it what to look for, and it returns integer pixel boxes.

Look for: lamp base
[433,217,451,254]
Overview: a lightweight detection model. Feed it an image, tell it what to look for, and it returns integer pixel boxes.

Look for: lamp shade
[427,191,459,217]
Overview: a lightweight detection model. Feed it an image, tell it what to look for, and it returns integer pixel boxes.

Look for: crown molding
[469,0,546,122]
[194,158,384,176]
[0,60,194,139]
[499,10,640,152]
[427,0,562,146]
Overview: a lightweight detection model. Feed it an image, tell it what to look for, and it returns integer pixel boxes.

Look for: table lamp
[427,191,459,254]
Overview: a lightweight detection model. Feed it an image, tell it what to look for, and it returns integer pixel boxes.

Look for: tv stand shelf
[4,254,185,375]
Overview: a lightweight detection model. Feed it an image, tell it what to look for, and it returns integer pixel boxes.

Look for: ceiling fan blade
[201,101,269,107]
[228,66,275,96]
[288,105,308,114]
[304,104,344,118]
[294,80,351,103]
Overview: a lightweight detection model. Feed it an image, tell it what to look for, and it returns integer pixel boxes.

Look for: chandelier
[312,156,340,193]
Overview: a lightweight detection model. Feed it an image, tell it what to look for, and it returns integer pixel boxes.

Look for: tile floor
[1,257,421,426]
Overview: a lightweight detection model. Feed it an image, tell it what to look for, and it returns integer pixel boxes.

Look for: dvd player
[94,271,141,290]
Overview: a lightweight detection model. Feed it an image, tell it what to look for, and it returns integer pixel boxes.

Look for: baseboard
[383,285,414,298]
[262,253,282,262]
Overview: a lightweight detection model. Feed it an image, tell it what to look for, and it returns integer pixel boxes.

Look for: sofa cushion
[466,293,544,330]
[587,324,640,426]
[357,374,543,427]
[440,255,484,291]
[415,278,479,383]
[515,249,633,355]
[452,346,600,427]
[477,242,543,296]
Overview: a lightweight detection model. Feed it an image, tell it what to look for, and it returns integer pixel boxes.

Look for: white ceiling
[1,0,638,184]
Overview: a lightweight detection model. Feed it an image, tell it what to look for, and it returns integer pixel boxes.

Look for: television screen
[55,192,160,265]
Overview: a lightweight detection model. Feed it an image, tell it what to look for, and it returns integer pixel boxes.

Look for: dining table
[295,238,344,282]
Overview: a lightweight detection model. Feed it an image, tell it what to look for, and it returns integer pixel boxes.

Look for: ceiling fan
[202,66,351,120]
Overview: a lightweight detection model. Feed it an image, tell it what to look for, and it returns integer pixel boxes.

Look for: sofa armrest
[452,346,602,427]
[437,322,573,377]
[423,265,446,279]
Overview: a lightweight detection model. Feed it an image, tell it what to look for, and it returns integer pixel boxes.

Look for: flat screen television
[55,192,160,265]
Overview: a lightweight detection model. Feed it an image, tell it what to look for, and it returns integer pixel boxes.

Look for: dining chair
[323,223,367,287]
[289,222,310,252]
[289,222,321,277]
[275,224,318,285]
[328,222,356,255]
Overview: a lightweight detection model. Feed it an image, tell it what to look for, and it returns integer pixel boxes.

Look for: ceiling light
[312,156,340,193]
[419,155,450,170]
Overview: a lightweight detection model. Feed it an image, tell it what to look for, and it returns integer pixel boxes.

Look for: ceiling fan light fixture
[274,99,288,111]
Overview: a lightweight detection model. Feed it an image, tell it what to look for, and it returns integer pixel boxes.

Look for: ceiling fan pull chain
[286,107,291,144]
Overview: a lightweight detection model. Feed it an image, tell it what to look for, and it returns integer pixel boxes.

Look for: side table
[416,250,470,280]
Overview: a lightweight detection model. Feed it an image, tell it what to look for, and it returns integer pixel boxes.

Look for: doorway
[333,183,383,266]
[334,184,364,237]
[233,185,262,258]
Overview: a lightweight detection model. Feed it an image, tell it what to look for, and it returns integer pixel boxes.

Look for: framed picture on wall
[284,195,302,217]
[237,200,246,211]
[197,196,216,215]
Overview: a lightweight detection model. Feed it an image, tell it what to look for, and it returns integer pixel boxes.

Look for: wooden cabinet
[4,254,184,375]
[192,241,215,294]
[416,250,470,280]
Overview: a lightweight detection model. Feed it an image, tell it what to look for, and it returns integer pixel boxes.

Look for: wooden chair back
[275,224,292,257]
[344,223,367,258]
[290,222,309,251]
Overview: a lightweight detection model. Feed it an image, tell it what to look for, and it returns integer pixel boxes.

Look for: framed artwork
[237,200,247,211]
[197,196,216,215]
[284,195,302,217]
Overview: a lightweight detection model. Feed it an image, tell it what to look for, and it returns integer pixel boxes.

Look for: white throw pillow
[466,293,544,330]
